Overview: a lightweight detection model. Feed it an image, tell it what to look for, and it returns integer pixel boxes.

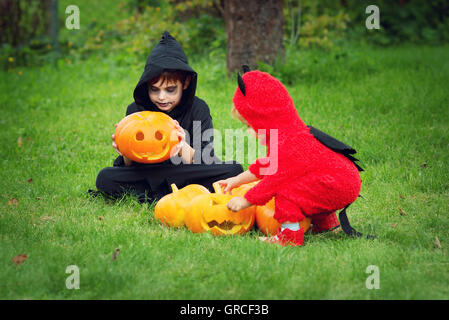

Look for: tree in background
[2,0,448,70]
[0,0,57,48]
[224,0,284,73]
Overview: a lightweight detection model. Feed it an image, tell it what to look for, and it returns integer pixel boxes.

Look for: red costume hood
[232,71,307,134]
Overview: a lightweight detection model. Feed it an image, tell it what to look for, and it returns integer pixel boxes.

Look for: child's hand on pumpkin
[172,120,195,163]
[172,120,186,156]
[112,123,122,155]
[112,124,132,166]
[216,176,242,195]
[227,196,252,212]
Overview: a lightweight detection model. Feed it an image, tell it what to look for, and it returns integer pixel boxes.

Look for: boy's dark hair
[147,70,190,87]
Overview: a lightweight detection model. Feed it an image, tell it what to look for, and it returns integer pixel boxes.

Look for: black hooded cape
[113,31,215,167]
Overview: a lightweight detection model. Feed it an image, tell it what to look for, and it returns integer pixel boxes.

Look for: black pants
[95,162,244,203]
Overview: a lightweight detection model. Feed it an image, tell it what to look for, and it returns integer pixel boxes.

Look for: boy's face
[148,78,189,112]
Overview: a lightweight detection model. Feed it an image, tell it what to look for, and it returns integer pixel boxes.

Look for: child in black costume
[95,31,243,202]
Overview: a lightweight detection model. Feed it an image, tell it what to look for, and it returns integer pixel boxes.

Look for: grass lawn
[0,44,448,300]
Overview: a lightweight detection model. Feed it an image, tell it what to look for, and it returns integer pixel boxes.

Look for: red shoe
[311,211,340,234]
[259,228,304,246]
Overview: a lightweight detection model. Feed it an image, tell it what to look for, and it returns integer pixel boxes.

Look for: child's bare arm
[227,196,252,212]
[215,170,259,194]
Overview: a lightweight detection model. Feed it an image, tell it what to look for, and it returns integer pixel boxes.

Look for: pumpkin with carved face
[256,198,311,236]
[184,183,256,236]
[115,111,180,163]
[185,194,256,236]
[154,183,210,228]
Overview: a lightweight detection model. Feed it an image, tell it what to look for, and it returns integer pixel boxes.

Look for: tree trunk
[48,0,59,53]
[0,0,22,46]
[224,0,284,73]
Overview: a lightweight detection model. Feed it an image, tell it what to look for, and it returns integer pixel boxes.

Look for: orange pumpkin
[226,181,259,197]
[154,183,210,228]
[115,111,180,163]
[184,183,256,236]
[256,198,311,236]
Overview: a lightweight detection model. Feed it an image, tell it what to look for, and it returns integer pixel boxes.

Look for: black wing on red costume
[307,125,364,172]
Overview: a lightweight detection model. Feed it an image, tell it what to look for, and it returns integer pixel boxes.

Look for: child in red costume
[216,70,361,246]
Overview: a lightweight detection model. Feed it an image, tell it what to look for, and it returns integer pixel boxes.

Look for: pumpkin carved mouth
[130,127,175,161]
[114,111,179,164]
[131,140,171,161]
[203,217,254,235]
[199,197,255,235]
[207,220,236,230]
[184,183,257,236]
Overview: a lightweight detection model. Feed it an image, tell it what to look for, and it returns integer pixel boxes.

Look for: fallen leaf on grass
[17,136,23,147]
[112,248,120,261]
[40,216,54,222]
[398,207,408,216]
[435,236,441,249]
[12,254,27,265]
[8,198,19,206]
[27,178,33,183]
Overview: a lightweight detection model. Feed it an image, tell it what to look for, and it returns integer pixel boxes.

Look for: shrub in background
[344,0,449,46]
[1,0,448,70]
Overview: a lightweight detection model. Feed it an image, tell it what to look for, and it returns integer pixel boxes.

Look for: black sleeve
[126,102,143,116]
[113,155,125,167]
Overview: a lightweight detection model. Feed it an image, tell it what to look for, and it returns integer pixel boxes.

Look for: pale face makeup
[148,78,188,112]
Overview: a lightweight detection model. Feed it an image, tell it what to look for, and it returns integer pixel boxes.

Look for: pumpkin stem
[212,182,222,194]
[170,184,178,192]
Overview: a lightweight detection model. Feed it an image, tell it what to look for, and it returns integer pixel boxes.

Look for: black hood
[133,31,197,119]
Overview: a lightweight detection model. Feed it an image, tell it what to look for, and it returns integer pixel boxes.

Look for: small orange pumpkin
[256,198,311,236]
[115,111,180,163]
[184,183,256,236]
[154,183,210,228]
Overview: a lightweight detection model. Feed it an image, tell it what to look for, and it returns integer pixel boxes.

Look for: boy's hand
[227,196,252,212]
[172,120,186,156]
[112,124,122,155]
[215,177,242,195]
[112,124,132,166]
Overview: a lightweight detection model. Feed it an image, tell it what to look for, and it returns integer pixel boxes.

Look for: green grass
[1,44,448,299]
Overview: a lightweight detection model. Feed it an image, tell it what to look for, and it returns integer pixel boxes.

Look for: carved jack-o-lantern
[184,183,256,236]
[115,111,180,163]
[154,183,210,228]
[256,198,311,236]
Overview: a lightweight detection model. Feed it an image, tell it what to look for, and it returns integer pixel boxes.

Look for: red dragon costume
[233,68,365,246]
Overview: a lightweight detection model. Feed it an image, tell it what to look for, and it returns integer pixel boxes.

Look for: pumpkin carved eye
[136,131,144,141]
[155,130,163,140]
